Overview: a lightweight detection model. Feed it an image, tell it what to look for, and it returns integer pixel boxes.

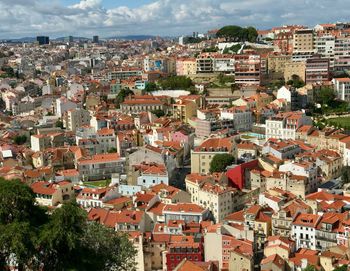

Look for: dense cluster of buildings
[2,22,350,271]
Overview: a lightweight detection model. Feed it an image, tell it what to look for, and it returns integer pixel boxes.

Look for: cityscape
[2,1,350,271]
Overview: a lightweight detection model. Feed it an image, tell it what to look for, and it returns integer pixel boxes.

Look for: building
[37,36,49,45]
[305,55,330,84]
[133,163,169,188]
[185,174,239,222]
[284,61,306,82]
[173,99,197,123]
[220,106,253,132]
[333,78,350,102]
[176,58,197,76]
[191,137,236,174]
[78,153,125,181]
[234,54,261,85]
[120,96,166,115]
[293,29,314,53]
[31,180,74,206]
[92,35,99,43]
[291,213,320,250]
[166,235,203,271]
[265,111,312,140]
[63,108,91,132]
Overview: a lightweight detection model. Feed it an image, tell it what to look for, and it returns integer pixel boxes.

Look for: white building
[265,111,312,140]
[136,163,169,188]
[55,97,77,117]
[220,106,253,132]
[333,78,350,102]
[291,213,321,250]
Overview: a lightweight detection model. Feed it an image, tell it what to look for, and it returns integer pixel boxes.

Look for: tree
[151,109,165,117]
[144,82,158,92]
[333,265,348,271]
[80,222,137,271]
[216,25,258,42]
[13,135,27,145]
[216,25,243,41]
[108,147,118,153]
[0,178,46,270]
[116,88,134,107]
[287,74,305,88]
[0,179,136,271]
[39,201,87,270]
[55,120,64,129]
[303,265,316,271]
[209,154,235,173]
[315,87,336,105]
[159,76,193,90]
[341,166,350,184]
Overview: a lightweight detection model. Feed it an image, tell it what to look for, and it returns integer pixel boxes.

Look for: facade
[234,54,261,85]
[63,108,91,132]
[265,111,312,140]
[191,137,236,174]
[293,29,314,53]
[31,180,74,206]
[78,153,125,181]
[305,55,330,84]
[333,77,350,101]
[220,106,253,132]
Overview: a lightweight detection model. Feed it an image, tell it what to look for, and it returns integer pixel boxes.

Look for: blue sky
[0,0,349,39]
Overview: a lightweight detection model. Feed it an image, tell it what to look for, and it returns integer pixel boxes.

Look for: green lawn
[327,117,350,129]
[83,179,111,188]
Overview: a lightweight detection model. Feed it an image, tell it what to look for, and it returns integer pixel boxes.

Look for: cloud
[0,0,349,38]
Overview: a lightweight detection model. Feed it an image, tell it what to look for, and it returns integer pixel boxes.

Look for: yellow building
[268,55,292,74]
[229,249,253,271]
[173,99,197,123]
[190,137,236,174]
[284,61,306,82]
[293,29,314,53]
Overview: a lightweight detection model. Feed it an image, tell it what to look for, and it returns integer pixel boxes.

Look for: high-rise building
[37,36,50,45]
[93,35,99,43]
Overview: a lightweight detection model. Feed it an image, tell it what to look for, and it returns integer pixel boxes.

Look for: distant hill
[0,34,157,43]
[107,35,155,41]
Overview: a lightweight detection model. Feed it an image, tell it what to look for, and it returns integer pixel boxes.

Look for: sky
[0,0,349,39]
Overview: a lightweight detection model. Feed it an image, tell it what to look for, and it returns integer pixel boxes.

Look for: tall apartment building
[196,54,213,73]
[305,55,330,84]
[293,29,314,53]
[234,54,261,85]
[63,108,91,132]
[176,58,197,75]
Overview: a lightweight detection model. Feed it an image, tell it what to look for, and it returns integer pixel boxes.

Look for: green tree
[341,166,350,184]
[80,222,137,271]
[333,265,348,271]
[55,120,64,129]
[39,201,87,270]
[216,25,258,42]
[13,135,27,145]
[287,74,305,88]
[315,87,336,105]
[303,265,316,271]
[144,82,158,92]
[209,153,235,173]
[159,76,193,90]
[216,25,243,41]
[151,109,165,117]
[0,178,46,270]
[116,88,134,107]
[0,179,136,271]
[108,147,118,153]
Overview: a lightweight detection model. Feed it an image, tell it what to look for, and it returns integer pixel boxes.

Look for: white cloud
[0,0,349,38]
